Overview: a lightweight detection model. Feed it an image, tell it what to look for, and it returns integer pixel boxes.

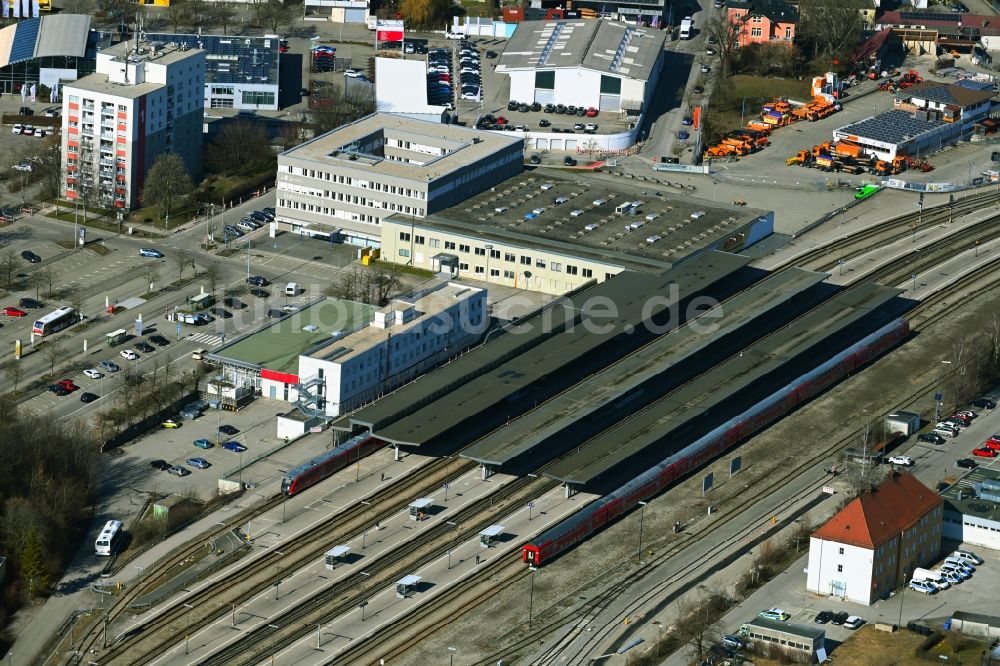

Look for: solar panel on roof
[10,19,41,65]
[899,11,961,21]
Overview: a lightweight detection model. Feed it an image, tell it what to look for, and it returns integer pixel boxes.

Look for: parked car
[247,275,270,287]
[721,634,747,650]
[99,360,121,372]
[21,250,41,263]
[844,616,866,630]
[830,611,849,625]
[161,419,180,429]
[223,297,247,309]
[758,608,790,621]
[120,349,139,360]
[563,156,577,167]
[918,433,946,445]
[956,458,978,469]
[150,459,171,471]
[222,441,247,452]
[2,307,27,317]
[814,611,834,624]
[18,297,42,309]
[887,455,914,466]
[682,116,693,126]
[219,424,240,435]
[135,342,155,353]
[193,439,214,449]
[972,447,998,457]
[138,248,164,258]
[79,392,98,403]
[969,398,996,410]
[48,384,70,396]
[167,465,190,477]
[186,458,211,469]
[951,549,983,565]
[149,334,170,346]
[250,288,270,298]
[83,368,103,379]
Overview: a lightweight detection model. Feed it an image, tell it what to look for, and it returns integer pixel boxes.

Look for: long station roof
[0,14,90,69]
[342,251,751,446]
[460,267,828,467]
[544,282,902,486]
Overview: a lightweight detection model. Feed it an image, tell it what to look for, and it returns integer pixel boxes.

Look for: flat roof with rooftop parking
[460,268,828,468]
[385,173,771,273]
[545,282,905,486]
[345,252,751,447]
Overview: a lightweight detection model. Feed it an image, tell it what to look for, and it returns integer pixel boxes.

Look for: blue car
[139,248,164,258]
[681,116,693,126]
[193,439,213,449]
[678,130,690,140]
[186,457,211,469]
[222,441,247,453]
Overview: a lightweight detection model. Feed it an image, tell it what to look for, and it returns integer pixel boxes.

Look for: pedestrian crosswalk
[187,332,225,346]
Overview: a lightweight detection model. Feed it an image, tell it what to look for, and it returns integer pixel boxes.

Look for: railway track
[772,187,1000,273]
[90,455,464,665]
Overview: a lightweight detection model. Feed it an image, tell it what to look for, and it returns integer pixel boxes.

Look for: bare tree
[704,12,749,79]
[260,0,296,32]
[0,248,21,289]
[673,590,729,663]
[142,265,159,293]
[173,249,194,282]
[0,359,21,394]
[65,285,86,321]
[45,344,60,379]
[209,1,238,34]
[203,263,221,299]
[165,0,189,32]
[32,267,54,299]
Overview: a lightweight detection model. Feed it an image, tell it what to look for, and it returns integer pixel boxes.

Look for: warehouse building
[379,173,773,294]
[143,32,280,110]
[275,113,524,246]
[832,81,994,160]
[940,467,1000,552]
[807,472,943,606]
[496,19,666,115]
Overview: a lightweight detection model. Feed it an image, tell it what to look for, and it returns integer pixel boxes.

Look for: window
[520,256,531,265]
[212,86,235,95]
[429,238,440,248]
[399,231,411,241]
[459,244,471,253]
[241,91,275,106]
[535,70,555,90]
[582,268,593,278]
[490,268,500,277]
[551,262,562,272]
[566,265,578,275]
[752,15,762,22]
[504,253,515,262]
[445,241,456,250]
[398,248,410,257]
[414,235,425,245]
[535,259,546,268]
[503,270,514,279]
[784,26,792,39]
[751,27,763,37]
[838,547,844,555]
[600,75,622,96]
[459,262,469,270]
[837,564,843,573]
[474,247,486,256]
[474,266,484,274]
[489,249,501,259]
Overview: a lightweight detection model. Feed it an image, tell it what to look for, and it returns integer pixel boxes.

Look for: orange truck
[832,142,862,158]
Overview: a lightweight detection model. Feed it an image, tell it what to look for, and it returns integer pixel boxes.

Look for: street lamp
[898,573,908,629]
[183,603,194,654]
[484,243,493,285]
[358,571,372,622]
[361,500,372,548]
[446,521,458,569]
[527,567,537,629]
[266,624,280,665]
[637,501,648,565]
[448,646,457,666]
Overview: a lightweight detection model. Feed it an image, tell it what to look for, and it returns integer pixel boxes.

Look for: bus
[32,306,76,336]
[95,520,124,556]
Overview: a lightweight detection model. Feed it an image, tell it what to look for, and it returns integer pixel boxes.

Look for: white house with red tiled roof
[806,472,943,606]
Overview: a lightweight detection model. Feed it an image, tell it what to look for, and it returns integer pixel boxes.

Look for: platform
[460,268,828,470]
[545,282,905,486]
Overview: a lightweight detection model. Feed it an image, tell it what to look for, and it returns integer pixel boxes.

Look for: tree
[260,0,296,32]
[173,249,194,282]
[32,267,54,299]
[401,0,452,27]
[143,265,159,293]
[210,1,238,34]
[45,344,60,378]
[203,263,221,298]
[165,0,189,33]
[64,0,95,13]
[20,527,49,599]
[0,248,21,289]
[704,12,749,79]
[674,591,728,662]
[796,0,862,60]
[65,285,86,321]
[207,120,274,176]
[0,359,21,394]
[140,153,194,226]
[310,84,377,134]
[185,0,209,32]
[248,0,266,25]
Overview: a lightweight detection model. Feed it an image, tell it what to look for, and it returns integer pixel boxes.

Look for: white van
[933,424,959,438]
[912,568,949,589]
[951,550,983,565]
[192,348,207,361]
[944,556,974,572]
[285,282,301,296]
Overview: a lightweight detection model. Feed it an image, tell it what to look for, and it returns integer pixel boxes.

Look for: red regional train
[281,433,384,497]
[523,318,909,566]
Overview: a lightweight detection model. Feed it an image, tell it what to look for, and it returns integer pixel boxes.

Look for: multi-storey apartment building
[275,113,523,246]
[62,39,205,211]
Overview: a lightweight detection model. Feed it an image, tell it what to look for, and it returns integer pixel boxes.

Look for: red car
[948,413,972,425]
[972,447,998,458]
[585,106,598,117]
[2,307,26,317]
[983,439,1000,451]
[57,379,77,391]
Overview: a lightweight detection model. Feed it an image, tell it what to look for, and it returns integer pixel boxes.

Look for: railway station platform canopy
[545,282,904,487]
[335,251,752,447]
[460,267,828,470]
